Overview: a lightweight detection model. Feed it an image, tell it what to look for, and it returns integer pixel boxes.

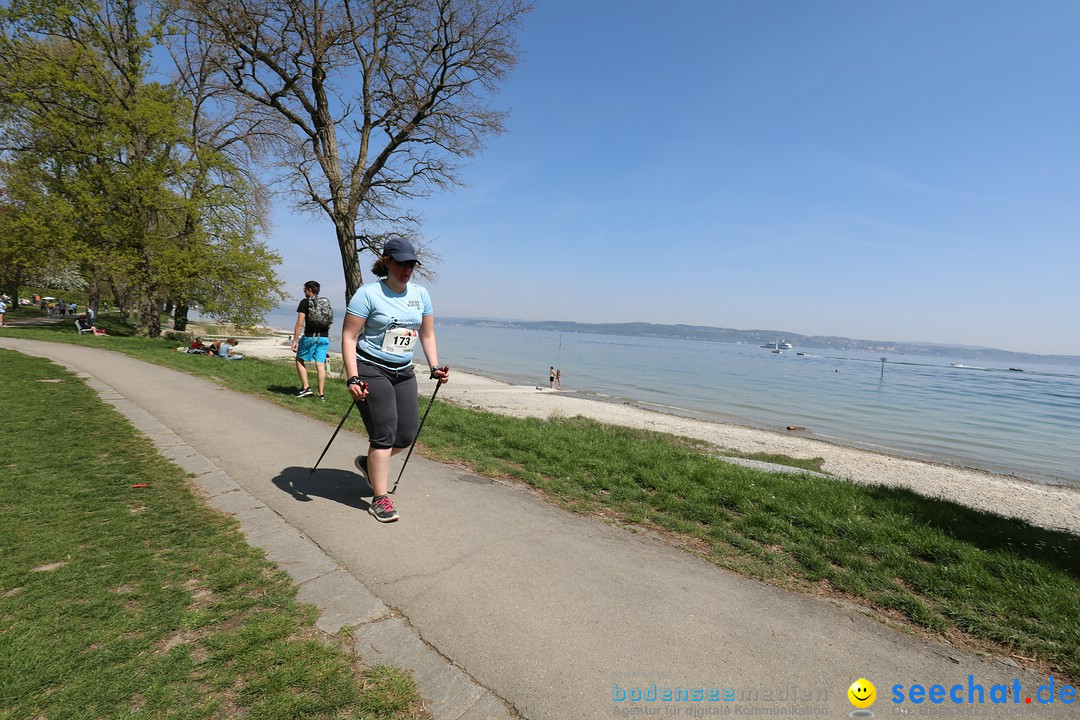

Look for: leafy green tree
[0,24,90,307]
[2,0,285,334]
[1,0,184,335]
[0,152,82,308]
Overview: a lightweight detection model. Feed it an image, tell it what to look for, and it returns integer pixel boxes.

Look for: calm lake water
[428,323,1080,489]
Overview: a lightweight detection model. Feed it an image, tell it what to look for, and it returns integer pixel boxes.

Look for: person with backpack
[342,238,449,523]
[291,280,334,399]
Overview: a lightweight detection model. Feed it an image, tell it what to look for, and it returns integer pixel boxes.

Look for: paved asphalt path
[3,338,1069,719]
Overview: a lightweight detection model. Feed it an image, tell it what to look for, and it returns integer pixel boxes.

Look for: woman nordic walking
[342,238,450,522]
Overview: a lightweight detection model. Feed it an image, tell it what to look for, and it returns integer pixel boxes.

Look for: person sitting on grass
[218,337,243,360]
[187,336,212,354]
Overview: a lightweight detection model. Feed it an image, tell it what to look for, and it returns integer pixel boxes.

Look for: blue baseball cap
[383,238,419,264]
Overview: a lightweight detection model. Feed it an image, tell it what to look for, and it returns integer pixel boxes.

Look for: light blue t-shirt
[347,281,433,369]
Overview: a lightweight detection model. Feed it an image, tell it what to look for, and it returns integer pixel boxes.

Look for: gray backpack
[306,296,333,328]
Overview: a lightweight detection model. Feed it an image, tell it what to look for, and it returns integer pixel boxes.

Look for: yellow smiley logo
[848,678,876,709]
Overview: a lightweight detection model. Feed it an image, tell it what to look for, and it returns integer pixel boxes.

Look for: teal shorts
[296,336,330,363]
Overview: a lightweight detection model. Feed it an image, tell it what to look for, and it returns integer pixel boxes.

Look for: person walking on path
[0,298,6,326]
[291,280,333,399]
[341,238,449,523]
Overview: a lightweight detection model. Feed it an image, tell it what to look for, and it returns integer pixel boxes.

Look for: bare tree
[168,0,528,302]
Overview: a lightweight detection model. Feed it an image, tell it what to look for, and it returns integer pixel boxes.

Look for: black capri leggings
[355,361,419,450]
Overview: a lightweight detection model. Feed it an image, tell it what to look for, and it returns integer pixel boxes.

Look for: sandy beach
[235,336,1080,535]
[221,333,301,360]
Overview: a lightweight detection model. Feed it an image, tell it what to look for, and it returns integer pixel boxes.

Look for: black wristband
[347,376,363,386]
[429,366,440,379]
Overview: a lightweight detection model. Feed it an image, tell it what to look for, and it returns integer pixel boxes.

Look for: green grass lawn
[0,349,425,719]
[3,321,1079,683]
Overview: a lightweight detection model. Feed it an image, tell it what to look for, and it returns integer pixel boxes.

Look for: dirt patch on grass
[159,628,209,653]
[183,578,214,608]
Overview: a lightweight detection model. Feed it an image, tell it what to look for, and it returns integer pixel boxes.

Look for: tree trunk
[137,290,161,337]
[107,277,130,316]
[336,219,363,304]
[173,298,189,331]
[3,267,21,320]
[87,277,99,313]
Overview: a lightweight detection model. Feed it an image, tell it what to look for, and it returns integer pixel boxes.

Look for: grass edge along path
[3,326,1080,684]
[0,349,427,719]
[414,403,1080,681]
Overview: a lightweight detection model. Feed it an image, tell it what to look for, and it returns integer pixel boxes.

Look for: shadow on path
[267,384,303,396]
[272,465,373,511]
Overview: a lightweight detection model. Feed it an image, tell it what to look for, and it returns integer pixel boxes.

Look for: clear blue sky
[271,0,1080,356]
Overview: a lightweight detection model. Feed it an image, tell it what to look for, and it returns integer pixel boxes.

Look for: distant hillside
[440,318,1080,366]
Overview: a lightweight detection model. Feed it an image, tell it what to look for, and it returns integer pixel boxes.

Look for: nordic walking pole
[390,367,447,494]
[308,393,362,477]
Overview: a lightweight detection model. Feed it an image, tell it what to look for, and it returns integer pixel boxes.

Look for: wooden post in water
[880,357,887,379]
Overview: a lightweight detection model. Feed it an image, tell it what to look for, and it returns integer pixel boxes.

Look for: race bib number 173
[381,327,418,355]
